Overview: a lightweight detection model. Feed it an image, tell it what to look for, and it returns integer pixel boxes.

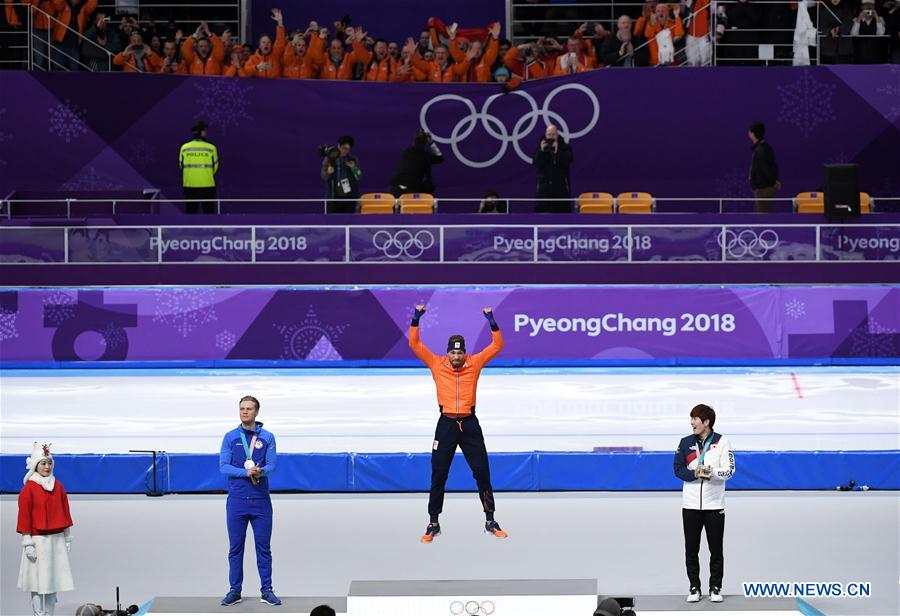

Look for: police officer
[179,121,219,214]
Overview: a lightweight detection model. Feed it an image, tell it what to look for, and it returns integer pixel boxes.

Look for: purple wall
[249,0,505,47]
[0,67,897,202]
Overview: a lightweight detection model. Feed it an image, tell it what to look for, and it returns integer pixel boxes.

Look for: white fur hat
[23,441,53,485]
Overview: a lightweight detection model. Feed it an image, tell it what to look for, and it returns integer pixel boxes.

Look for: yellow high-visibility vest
[179,139,219,187]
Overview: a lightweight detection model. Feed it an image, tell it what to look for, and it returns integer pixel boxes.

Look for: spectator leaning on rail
[283,24,324,79]
[321,136,362,214]
[180,121,219,215]
[554,34,597,76]
[182,21,226,76]
[82,12,121,71]
[448,21,501,82]
[223,44,244,77]
[683,0,712,66]
[532,124,574,214]
[312,26,368,80]
[601,16,649,67]
[503,38,550,80]
[242,7,286,77]
[819,0,855,64]
[113,30,160,72]
[359,37,396,81]
[643,3,685,66]
[158,39,186,74]
[407,38,471,82]
[389,129,444,197]
[748,122,780,214]
[852,1,887,63]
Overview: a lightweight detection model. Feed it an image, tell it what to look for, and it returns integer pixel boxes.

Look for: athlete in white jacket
[674,404,735,604]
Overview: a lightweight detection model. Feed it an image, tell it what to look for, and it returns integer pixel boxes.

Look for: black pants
[683,508,725,590]
[183,186,217,214]
[428,414,495,516]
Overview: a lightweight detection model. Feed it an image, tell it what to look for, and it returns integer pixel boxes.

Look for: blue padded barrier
[1,451,897,494]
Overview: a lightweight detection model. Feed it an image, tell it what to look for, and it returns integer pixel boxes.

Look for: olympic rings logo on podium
[419,83,600,168]
[718,228,780,259]
[449,599,495,615]
[371,229,435,259]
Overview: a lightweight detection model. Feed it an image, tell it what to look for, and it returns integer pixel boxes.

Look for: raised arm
[408,305,439,366]
[470,308,504,367]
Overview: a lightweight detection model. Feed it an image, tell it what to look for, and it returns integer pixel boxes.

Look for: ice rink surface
[1,366,898,454]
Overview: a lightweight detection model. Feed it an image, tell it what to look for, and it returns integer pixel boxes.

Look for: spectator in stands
[554,35,596,75]
[389,129,444,197]
[478,191,508,214]
[241,43,252,64]
[748,122,780,213]
[158,39,185,74]
[448,22,501,82]
[360,38,396,81]
[50,0,98,71]
[416,29,432,57]
[321,136,362,214]
[532,124,573,213]
[494,66,510,82]
[887,0,900,62]
[684,0,712,66]
[717,0,763,65]
[180,121,218,214]
[116,15,138,51]
[310,606,336,616]
[242,7,286,77]
[283,26,323,79]
[819,0,855,64]
[407,38,471,81]
[643,3,685,66]
[634,0,659,38]
[852,1,887,63]
[503,40,550,80]
[224,45,243,77]
[113,30,160,72]
[602,15,648,67]
[388,40,400,61]
[149,34,161,56]
[83,12,121,71]
[313,27,368,79]
[182,21,225,75]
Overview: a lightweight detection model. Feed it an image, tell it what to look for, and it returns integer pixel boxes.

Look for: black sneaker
[221,590,242,606]
[484,520,508,538]
[420,522,441,543]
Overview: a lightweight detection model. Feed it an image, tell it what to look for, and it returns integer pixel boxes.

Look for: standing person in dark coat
[748,122,780,213]
[532,125,573,213]
[389,129,444,197]
[717,0,763,65]
[819,0,856,64]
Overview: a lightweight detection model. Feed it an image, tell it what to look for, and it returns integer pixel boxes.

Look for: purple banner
[68,227,156,263]
[1,287,897,362]
[721,226,818,262]
[537,226,629,262]
[444,226,533,261]
[632,227,721,262]
[349,227,440,262]
[158,227,253,263]
[254,227,346,262]
[820,226,900,261]
[0,228,65,263]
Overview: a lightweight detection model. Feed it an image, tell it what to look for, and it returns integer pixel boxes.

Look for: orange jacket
[282,35,323,79]
[241,25,286,77]
[51,0,96,43]
[19,0,54,31]
[360,50,400,82]
[182,33,225,76]
[5,0,24,26]
[391,61,427,82]
[410,53,469,83]
[643,16,685,66]
[409,325,504,417]
[553,51,596,76]
[502,46,549,80]
[113,48,160,72]
[312,40,367,80]
[157,56,187,74]
[686,0,711,37]
[449,36,499,83]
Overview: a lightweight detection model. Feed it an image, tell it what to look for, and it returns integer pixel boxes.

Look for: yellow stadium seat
[398,192,436,214]
[359,192,396,214]
[860,192,873,213]
[794,191,824,214]
[577,192,615,214]
[616,192,654,214]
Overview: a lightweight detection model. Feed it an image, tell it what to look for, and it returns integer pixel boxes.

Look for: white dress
[17,477,74,594]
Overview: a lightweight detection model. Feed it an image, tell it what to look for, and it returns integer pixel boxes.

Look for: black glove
[483,310,499,331]
[412,306,426,326]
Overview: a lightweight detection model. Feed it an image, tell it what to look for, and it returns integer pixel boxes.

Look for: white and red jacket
[674,432,735,510]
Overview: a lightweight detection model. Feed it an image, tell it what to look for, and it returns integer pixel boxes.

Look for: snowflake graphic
[272,306,347,360]
[100,322,128,352]
[62,167,124,191]
[152,289,218,337]
[215,330,237,351]
[875,65,900,122]
[193,79,253,135]
[48,98,88,143]
[849,319,898,358]
[0,108,10,167]
[0,310,18,342]
[777,72,836,138]
[43,291,77,325]
[784,298,806,320]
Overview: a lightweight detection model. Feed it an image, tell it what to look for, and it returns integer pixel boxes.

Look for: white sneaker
[710,588,723,603]
[687,588,702,603]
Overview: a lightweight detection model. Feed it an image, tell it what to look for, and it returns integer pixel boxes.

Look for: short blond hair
[240,395,260,411]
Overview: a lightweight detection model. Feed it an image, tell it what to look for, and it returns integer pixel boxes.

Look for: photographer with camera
[389,129,444,197]
[532,124,573,213]
[320,136,362,214]
[478,190,508,214]
[851,1,887,63]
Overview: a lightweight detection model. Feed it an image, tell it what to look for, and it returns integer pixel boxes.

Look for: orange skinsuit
[448,36,499,82]
[241,25,286,77]
[408,325,504,417]
[181,33,226,75]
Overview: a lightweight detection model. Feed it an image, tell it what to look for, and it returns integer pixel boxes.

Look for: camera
[864,9,873,16]
[319,144,340,160]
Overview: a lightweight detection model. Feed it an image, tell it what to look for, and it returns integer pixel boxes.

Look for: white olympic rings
[718,228,780,258]
[419,83,600,168]
[371,229,435,259]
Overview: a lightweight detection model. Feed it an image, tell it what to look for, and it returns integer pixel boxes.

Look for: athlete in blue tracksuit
[219,395,280,607]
